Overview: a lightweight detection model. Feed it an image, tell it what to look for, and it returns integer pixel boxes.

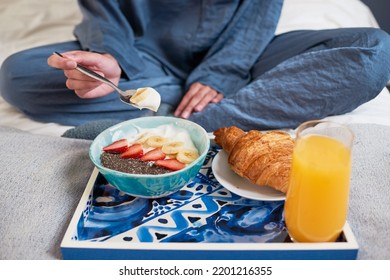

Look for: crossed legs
[1,28,389,130]
[190,28,390,131]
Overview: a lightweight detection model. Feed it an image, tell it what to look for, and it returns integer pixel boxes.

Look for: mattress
[0,0,389,136]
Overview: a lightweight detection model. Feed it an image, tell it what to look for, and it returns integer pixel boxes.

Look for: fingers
[70,83,114,99]
[63,68,105,83]
[47,51,120,99]
[174,83,202,119]
[48,51,106,69]
[211,93,224,103]
[62,62,104,91]
[64,69,115,98]
[191,87,217,112]
[47,52,77,70]
[174,83,224,119]
[65,75,96,89]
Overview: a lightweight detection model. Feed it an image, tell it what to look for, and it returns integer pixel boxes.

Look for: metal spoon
[53,52,138,107]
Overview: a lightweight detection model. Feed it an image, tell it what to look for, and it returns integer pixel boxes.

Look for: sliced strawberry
[120,143,144,158]
[155,159,185,171]
[103,139,128,153]
[141,147,166,161]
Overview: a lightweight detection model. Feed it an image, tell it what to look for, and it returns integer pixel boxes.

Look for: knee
[365,28,390,67]
[0,49,51,114]
[0,51,30,107]
[377,30,390,74]
[349,28,390,86]
[367,29,390,84]
[369,28,390,45]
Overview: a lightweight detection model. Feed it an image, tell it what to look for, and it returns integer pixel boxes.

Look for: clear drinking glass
[284,120,354,242]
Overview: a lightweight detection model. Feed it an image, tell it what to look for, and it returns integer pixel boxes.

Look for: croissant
[213,126,294,193]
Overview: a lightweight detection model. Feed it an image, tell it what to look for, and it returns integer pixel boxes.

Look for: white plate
[212,150,286,201]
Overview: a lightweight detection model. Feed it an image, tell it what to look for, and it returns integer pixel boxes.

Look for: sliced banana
[162,141,185,155]
[129,87,161,112]
[176,149,199,164]
[146,136,168,148]
[135,132,151,144]
[130,88,148,103]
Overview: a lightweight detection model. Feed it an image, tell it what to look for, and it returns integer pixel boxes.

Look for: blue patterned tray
[61,146,358,260]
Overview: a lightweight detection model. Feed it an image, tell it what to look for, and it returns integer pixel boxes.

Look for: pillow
[276,0,379,35]
[0,0,81,64]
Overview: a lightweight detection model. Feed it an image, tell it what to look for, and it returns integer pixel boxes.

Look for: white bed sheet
[0,0,389,136]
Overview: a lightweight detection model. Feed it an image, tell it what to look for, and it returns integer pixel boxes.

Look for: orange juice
[284,134,352,242]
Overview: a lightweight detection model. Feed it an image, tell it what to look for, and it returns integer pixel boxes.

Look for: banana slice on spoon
[129,87,161,112]
[54,51,161,112]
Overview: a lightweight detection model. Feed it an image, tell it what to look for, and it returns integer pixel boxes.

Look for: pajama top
[75,0,283,101]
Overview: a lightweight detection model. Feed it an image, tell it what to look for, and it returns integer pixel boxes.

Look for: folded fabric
[0,127,94,259]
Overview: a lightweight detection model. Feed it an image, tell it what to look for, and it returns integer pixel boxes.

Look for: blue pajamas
[1,0,390,131]
[191,28,390,130]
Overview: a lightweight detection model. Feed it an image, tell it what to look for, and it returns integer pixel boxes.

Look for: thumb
[48,52,77,70]
[62,51,105,67]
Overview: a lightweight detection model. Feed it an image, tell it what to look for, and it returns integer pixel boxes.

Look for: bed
[1,0,390,261]
[0,0,389,136]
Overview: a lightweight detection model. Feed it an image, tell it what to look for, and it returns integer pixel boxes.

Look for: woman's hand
[174,82,224,119]
[47,51,122,98]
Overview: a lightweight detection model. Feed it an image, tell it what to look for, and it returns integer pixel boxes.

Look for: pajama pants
[1,28,389,131]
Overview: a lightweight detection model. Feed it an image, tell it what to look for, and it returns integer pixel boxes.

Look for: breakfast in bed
[2,0,390,262]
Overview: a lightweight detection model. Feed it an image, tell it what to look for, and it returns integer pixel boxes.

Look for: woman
[1,0,389,131]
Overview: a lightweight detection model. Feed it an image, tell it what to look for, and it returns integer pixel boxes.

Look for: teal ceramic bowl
[89,116,210,198]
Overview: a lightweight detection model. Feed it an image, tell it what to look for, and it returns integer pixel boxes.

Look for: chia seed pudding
[100,124,200,175]
[101,152,171,175]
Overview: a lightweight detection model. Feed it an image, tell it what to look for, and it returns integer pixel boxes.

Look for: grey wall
[361,0,390,34]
